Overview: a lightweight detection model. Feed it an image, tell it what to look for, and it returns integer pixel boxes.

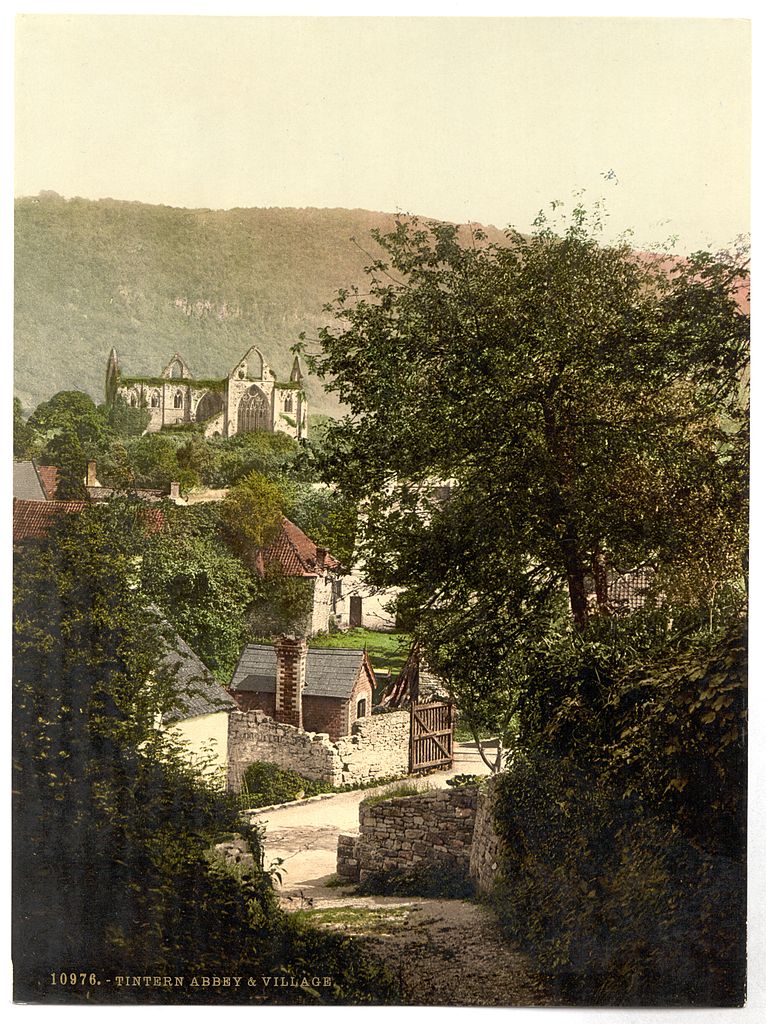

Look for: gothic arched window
[284,394,294,413]
[237,386,269,433]
[170,360,183,379]
[173,391,183,409]
[150,392,160,408]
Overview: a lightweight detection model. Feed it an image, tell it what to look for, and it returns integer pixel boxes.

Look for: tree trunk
[561,532,589,629]
[540,398,590,630]
[592,548,609,613]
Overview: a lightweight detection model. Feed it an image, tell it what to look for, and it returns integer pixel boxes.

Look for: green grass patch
[453,722,498,743]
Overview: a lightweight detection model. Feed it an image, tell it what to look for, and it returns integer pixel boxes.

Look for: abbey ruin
[105,346,307,440]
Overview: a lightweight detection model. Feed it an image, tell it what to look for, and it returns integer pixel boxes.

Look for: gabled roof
[37,466,60,500]
[12,498,165,543]
[258,517,339,578]
[230,645,373,701]
[13,462,48,501]
[162,633,237,723]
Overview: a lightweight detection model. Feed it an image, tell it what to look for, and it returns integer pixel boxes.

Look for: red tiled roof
[258,517,339,578]
[13,499,165,543]
[36,465,60,500]
[13,498,88,541]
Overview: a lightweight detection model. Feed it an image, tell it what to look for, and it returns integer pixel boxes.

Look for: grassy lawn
[309,628,411,699]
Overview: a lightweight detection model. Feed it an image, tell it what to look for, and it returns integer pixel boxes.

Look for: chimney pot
[86,460,97,488]
[169,481,181,500]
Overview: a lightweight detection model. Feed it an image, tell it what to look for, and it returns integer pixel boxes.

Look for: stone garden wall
[227,709,410,792]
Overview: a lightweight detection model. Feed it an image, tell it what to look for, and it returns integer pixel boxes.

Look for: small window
[356,698,367,719]
[130,394,137,407]
[150,392,160,408]
[284,394,294,413]
[174,391,183,409]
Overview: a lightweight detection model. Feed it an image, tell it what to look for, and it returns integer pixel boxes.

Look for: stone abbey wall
[227,709,410,791]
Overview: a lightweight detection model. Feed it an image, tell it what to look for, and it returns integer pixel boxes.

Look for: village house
[83,460,186,504]
[13,461,59,501]
[332,567,400,631]
[160,631,237,780]
[109,345,307,440]
[256,516,341,635]
[229,636,375,741]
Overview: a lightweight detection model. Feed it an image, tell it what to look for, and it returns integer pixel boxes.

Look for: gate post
[408,700,415,774]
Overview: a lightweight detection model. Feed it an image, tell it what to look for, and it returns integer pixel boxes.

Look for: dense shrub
[242,761,330,806]
[486,621,747,1008]
[491,754,745,1006]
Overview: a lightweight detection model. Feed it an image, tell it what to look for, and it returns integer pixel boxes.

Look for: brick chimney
[169,481,181,500]
[274,635,308,729]
[86,460,98,488]
[315,546,327,569]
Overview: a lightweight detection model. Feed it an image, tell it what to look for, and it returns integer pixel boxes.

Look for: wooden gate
[409,701,454,773]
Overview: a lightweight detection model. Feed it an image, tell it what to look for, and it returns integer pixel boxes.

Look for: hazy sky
[15,15,750,253]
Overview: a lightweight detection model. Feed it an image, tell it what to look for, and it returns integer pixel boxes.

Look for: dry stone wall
[337,776,508,893]
[227,709,410,791]
[335,711,411,785]
[344,788,478,884]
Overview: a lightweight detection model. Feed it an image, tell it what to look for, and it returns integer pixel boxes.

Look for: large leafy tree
[219,469,286,562]
[142,528,258,681]
[28,390,115,497]
[300,209,748,736]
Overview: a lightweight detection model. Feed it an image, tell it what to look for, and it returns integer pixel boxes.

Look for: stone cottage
[229,636,375,741]
[256,516,341,636]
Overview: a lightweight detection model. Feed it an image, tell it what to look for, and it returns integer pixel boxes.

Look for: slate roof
[257,517,340,578]
[230,645,370,700]
[162,633,237,724]
[13,462,47,501]
[13,498,165,543]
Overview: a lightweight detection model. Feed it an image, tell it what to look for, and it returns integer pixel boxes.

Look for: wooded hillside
[15,194,507,414]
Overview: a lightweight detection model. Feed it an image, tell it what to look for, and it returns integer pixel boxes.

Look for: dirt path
[248,744,553,1006]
